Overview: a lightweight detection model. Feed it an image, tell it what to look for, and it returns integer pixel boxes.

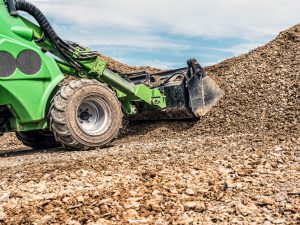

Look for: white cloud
[31,0,300,40]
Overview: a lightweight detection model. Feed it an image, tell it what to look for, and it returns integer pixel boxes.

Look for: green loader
[0,0,223,150]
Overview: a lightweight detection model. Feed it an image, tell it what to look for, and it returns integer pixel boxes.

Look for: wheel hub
[76,98,111,136]
[79,110,91,121]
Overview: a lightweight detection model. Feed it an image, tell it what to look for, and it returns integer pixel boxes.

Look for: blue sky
[31,0,300,69]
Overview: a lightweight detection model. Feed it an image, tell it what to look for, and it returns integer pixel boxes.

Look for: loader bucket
[127,58,223,120]
[187,59,223,116]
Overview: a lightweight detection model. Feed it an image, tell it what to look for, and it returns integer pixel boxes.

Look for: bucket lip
[189,75,224,117]
[195,89,224,117]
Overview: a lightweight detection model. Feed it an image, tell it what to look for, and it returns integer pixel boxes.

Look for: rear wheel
[50,79,122,150]
[16,130,60,149]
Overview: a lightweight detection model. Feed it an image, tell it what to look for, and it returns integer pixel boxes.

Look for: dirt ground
[0,24,299,225]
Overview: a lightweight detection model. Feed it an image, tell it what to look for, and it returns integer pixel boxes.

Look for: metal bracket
[186,58,206,85]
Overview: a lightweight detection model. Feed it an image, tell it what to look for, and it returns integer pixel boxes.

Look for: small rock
[100,204,109,214]
[77,196,85,202]
[273,219,286,224]
[129,190,138,196]
[185,189,195,195]
[257,197,275,206]
[0,212,7,221]
[285,203,297,213]
[184,201,197,210]
[152,190,160,196]
[184,201,206,212]
[91,218,112,225]
[36,182,47,193]
[0,192,10,202]
[62,197,70,203]
[67,220,81,225]
[237,203,257,216]
[195,201,206,212]
[128,218,150,224]
[45,193,56,200]
[152,192,163,201]
[92,191,100,198]
[235,183,243,189]
[190,169,198,175]
[148,201,161,212]
[224,181,243,190]
[124,200,140,209]
[274,146,283,151]
[124,209,139,220]
[169,187,178,194]
[93,207,100,214]
[98,198,112,205]
[39,215,52,224]
[178,218,196,224]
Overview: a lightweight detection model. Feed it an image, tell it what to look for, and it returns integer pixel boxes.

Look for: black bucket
[128,59,223,120]
[186,59,223,116]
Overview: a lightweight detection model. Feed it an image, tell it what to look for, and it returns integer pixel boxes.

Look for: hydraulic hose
[14,0,98,69]
[15,0,58,44]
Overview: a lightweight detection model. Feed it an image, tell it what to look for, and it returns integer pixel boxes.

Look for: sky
[30,0,300,69]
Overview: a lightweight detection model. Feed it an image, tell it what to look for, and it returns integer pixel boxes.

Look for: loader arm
[19,17,166,116]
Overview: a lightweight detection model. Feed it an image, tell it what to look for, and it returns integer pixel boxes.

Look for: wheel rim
[76,98,111,136]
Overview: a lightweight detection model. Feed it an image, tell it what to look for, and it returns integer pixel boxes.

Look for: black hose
[157,72,186,87]
[15,0,59,43]
[14,0,98,69]
[6,0,18,15]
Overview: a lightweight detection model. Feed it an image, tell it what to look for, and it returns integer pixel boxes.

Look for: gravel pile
[0,24,299,224]
[127,23,300,140]
[98,53,161,74]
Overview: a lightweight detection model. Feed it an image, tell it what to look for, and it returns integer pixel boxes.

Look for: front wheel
[50,79,123,150]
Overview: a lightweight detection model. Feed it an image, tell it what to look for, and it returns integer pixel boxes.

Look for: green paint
[0,3,64,132]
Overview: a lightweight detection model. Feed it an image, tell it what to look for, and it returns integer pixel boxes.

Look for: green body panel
[0,3,64,131]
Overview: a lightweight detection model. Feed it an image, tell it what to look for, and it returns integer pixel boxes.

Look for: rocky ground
[0,24,299,224]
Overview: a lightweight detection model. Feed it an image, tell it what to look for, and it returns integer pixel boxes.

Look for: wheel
[16,130,60,149]
[50,79,122,150]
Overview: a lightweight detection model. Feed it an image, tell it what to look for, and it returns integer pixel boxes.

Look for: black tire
[50,79,122,150]
[16,130,60,149]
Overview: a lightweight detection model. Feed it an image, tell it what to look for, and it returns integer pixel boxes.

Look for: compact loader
[0,0,223,150]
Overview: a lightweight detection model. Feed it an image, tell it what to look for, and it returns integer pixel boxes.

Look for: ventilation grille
[17,50,42,75]
[0,52,16,77]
